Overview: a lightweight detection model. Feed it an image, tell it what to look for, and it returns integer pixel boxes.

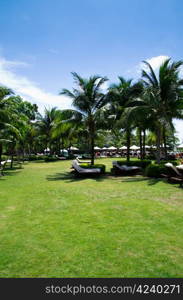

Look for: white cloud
[144,55,169,70]
[98,80,109,92]
[0,56,72,113]
[173,120,183,143]
[125,55,170,78]
[137,55,170,75]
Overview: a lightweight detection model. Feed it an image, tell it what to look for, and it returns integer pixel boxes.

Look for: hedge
[144,164,168,178]
[28,155,46,161]
[44,155,59,162]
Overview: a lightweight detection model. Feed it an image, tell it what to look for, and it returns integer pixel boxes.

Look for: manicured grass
[0,158,183,277]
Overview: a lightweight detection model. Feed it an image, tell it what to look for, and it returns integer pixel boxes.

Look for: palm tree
[0,86,14,164]
[60,72,108,165]
[52,110,80,154]
[138,59,183,163]
[142,58,183,162]
[107,77,143,161]
[37,107,60,153]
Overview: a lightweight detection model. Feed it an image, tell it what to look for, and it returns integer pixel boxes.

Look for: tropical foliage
[0,57,183,167]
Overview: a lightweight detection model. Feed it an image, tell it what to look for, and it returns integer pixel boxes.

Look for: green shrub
[146,154,156,160]
[44,155,58,162]
[28,155,38,161]
[117,160,152,169]
[82,154,91,159]
[67,154,75,159]
[160,160,178,166]
[80,163,106,174]
[145,164,167,178]
[28,155,46,161]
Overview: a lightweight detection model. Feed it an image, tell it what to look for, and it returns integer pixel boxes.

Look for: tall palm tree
[37,107,60,153]
[60,72,108,165]
[127,58,183,163]
[52,110,80,154]
[107,77,143,161]
[0,86,14,164]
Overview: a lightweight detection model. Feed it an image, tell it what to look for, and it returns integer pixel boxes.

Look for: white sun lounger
[0,160,11,176]
[72,160,101,174]
[76,157,91,164]
[112,161,140,171]
[164,163,183,186]
[165,163,182,177]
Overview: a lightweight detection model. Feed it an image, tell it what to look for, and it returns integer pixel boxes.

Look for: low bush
[82,154,91,159]
[44,155,59,162]
[146,154,156,160]
[160,160,178,166]
[117,160,152,169]
[67,154,75,159]
[28,155,46,161]
[145,163,168,178]
[80,163,106,174]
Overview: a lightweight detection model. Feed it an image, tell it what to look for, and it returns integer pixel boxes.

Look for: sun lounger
[72,160,101,175]
[163,163,183,186]
[164,162,182,177]
[0,160,7,176]
[112,161,141,175]
[76,157,91,164]
[57,156,66,160]
[176,164,183,174]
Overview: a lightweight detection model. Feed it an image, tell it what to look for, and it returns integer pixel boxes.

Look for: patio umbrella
[102,147,108,150]
[70,146,79,150]
[94,146,101,150]
[60,149,68,152]
[119,146,127,150]
[108,146,117,150]
[130,145,139,150]
[177,144,183,149]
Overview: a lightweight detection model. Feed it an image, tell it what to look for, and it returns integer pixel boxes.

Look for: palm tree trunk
[0,143,3,175]
[10,154,14,169]
[156,127,161,164]
[68,143,71,157]
[139,129,143,160]
[0,143,2,165]
[89,120,95,165]
[126,129,131,162]
[163,127,168,160]
[142,129,146,159]
[91,134,95,165]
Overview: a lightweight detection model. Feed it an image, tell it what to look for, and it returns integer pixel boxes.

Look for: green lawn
[0,158,183,277]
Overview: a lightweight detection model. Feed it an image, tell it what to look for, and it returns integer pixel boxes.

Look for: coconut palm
[0,86,15,163]
[129,58,183,163]
[107,77,143,161]
[60,72,108,165]
[37,107,60,153]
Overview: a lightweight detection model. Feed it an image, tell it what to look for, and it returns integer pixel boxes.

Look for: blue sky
[0,0,183,141]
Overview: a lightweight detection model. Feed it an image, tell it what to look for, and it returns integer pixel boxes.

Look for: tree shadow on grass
[46,171,183,188]
[121,176,161,185]
[122,176,183,188]
[46,171,109,182]
[0,167,21,179]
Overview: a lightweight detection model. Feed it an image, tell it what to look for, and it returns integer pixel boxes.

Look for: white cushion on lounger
[165,162,181,176]
[72,160,101,173]
[176,164,183,170]
[113,161,140,171]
